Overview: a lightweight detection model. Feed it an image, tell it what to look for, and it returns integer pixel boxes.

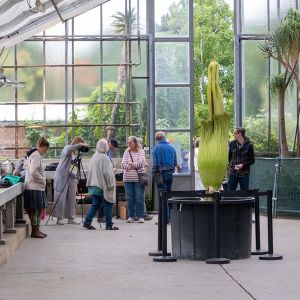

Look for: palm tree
[269,70,294,157]
[107,8,137,139]
[260,8,300,156]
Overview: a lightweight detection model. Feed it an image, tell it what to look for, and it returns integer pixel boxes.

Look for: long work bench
[0,183,26,245]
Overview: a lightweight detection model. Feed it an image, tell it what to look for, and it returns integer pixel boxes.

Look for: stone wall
[0,126,26,159]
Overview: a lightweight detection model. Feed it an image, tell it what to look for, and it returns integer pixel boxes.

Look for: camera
[78,145,89,153]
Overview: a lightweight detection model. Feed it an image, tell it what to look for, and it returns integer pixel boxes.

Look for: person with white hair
[83,138,119,230]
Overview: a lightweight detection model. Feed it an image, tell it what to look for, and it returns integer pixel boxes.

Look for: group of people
[23,131,177,237]
[22,126,254,238]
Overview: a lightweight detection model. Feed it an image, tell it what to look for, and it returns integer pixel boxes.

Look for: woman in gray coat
[83,139,119,230]
[52,136,87,225]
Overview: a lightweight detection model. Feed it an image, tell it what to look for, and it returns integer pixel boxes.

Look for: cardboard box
[118,201,128,220]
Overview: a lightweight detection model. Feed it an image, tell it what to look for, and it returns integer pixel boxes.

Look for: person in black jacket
[228,127,255,190]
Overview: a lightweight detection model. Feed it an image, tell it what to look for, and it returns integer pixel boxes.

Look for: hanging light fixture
[35,0,46,13]
[27,0,46,13]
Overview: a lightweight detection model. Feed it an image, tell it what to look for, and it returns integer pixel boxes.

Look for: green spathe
[198,60,229,190]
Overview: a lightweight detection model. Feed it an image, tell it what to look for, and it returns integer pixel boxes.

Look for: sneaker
[83,223,96,230]
[138,218,144,223]
[57,218,64,225]
[144,214,153,221]
[105,225,119,230]
[68,219,81,225]
[127,217,134,223]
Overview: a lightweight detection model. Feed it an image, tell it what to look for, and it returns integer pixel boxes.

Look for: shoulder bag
[128,151,148,186]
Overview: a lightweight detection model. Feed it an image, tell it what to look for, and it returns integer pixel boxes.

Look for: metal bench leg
[16,194,26,224]
[5,199,17,234]
[0,208,6,245]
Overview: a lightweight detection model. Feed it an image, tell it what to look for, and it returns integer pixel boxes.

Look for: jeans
[84,195,113,227]
[156,170,173,223]
[124,182,145,218]
[227,174,250,191]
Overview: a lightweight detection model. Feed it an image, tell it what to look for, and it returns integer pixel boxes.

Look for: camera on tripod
[78,145,89,153]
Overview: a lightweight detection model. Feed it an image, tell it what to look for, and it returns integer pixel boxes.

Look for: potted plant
[169,61,254,260]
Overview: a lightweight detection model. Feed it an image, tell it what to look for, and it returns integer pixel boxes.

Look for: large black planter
[169,197,254,260]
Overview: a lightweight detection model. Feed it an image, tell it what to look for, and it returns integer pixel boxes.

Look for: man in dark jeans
[228,127,255,190]
[152,131,177,223]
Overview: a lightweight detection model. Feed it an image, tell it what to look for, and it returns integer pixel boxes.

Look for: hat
[110,139,118,148]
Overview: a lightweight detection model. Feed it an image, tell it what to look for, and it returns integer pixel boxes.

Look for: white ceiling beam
[0,0,109,48]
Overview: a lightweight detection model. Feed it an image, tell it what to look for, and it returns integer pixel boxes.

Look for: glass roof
[0,0,108,48]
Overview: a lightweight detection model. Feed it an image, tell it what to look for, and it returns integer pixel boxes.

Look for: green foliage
[193,0,234,137]
[260,8,300,155]
[145,193,152,211]
[243,114,278,152]
[156,0,189,36]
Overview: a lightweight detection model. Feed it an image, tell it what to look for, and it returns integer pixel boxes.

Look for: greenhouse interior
[0,1,300,299]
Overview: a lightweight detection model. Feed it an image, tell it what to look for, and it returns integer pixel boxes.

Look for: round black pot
[169,196,254,260]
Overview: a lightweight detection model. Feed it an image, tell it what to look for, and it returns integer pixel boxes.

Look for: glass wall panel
[242,40,269,152]
[2,46,14,66]
[155,87,189,129]
[103,41,123,63]
[44,105,67,122]
[74,7,100,35]
[74,41,100,65]
[132,41,147,77]
[0,69,15,102]
[270,59,279,152]
[131,0,147,35]
[242,0,268,34]
[280,0,296,19]
[165,132,191,173]
[132,78,147,141]
[45,67,65,101]
[103,66,118,83]
[155,42,189,84]
[74,67,100,99]
[17,68,43,102]
[155,0,189,37]
[45,21,66,35]
[17,41,43,66]
[270,0,278,31]
[45,41,65,65]
[17,104,44,121]
[284,85,297,152]
[1,105,15,121]
[0,0,149,158]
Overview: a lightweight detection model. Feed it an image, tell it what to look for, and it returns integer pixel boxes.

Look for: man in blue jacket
[152,131,177,222]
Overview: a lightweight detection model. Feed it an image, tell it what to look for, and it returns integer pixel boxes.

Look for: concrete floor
[0,215,299,300]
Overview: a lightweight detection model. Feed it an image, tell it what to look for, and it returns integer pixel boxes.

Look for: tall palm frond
[107,8,138,139]
[111,8,137,34]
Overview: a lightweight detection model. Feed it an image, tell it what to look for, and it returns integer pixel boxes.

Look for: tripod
[45,152,87,226]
